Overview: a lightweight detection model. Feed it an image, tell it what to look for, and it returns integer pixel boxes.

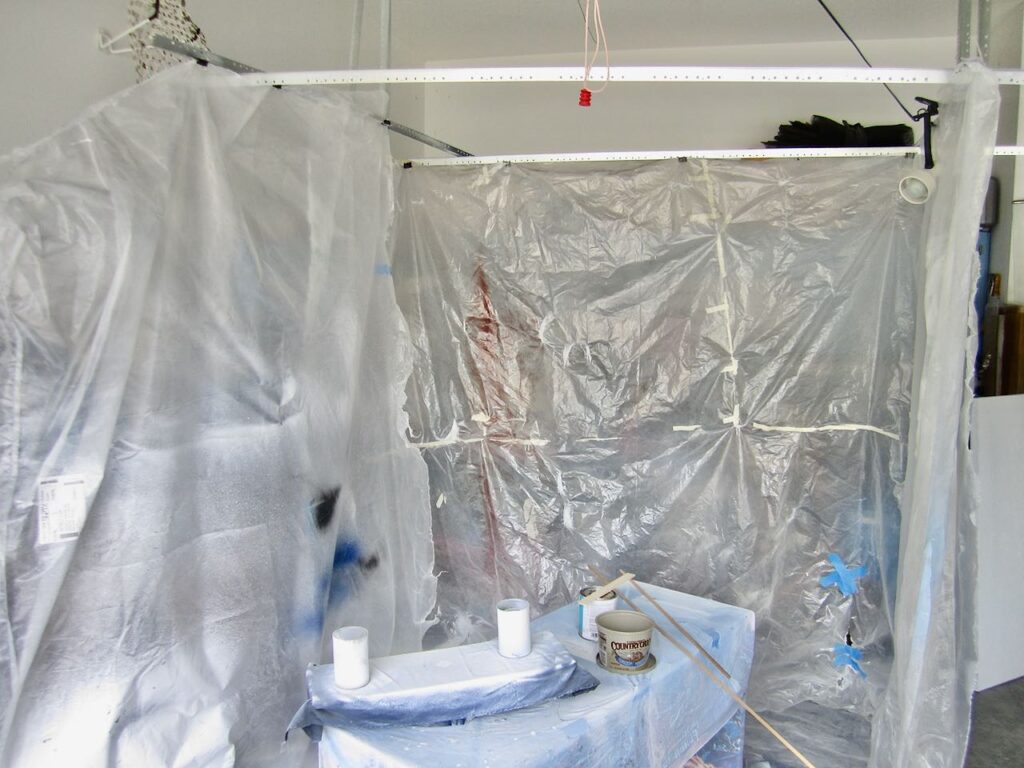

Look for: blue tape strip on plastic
[819,553,868,597]
[833,643,867,678]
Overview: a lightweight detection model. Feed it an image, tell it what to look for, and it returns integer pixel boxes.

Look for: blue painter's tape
[820,553,868,597]
[375,264,393,276]
[333,539,361,569]
[833,643,867,678]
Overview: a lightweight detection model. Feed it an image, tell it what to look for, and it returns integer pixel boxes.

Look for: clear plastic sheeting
[0,64,434,767]
[394,156,924,764]
[871,63,999,768]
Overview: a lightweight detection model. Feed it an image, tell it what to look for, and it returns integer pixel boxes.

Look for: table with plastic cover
[318,582,755,768]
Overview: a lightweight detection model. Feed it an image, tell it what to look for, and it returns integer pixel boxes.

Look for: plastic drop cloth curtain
[0,64,434,767]
[394,65,996,768]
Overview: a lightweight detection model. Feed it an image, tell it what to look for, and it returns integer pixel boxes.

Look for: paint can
[577,586,619,641]
[333,626,370,689]
[496,598,532,658]
[596,610,655,673]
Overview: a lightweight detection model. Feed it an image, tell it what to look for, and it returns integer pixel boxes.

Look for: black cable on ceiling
[813,0,916,120]
[576,0,598,44]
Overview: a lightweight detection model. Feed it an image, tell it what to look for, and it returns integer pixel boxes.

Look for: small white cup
[496,598,531,658]
[333,626,370,689]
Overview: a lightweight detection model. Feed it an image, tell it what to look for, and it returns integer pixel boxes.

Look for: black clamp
[912,97,939,170]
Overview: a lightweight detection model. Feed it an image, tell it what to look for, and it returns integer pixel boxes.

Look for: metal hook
[98,0,159,55]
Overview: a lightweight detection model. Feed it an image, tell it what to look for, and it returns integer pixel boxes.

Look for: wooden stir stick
[588,565,817,768]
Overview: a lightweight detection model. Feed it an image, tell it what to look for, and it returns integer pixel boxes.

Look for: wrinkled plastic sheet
[870,63,998,768]
[0,64,434,767]
[288,630,598,738]
[393,155,922,763]
[319,582,754,768]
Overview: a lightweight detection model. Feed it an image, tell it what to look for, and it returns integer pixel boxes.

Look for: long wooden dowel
[613,569,731,680]
[579,571,636,605]
[587,566,816,768]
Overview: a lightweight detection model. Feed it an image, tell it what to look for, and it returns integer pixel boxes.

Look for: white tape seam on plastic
[412,420,550,448]
[700,164,738,374]
[413,435,550,448]
[700,161,720,222]
[751,422,900,441]
[416,422,900,447]
[722,405,741,426]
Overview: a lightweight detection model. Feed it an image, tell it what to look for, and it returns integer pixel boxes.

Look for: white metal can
[578,586,619,641]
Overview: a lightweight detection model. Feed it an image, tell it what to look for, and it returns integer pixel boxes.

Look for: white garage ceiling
[391,0,967,61]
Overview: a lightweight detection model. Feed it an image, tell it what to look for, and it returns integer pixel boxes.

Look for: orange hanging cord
[579,0,609,106]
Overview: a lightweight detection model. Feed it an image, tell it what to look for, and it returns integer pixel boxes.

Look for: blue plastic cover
[317,582,754,768]
[288,630,598,738]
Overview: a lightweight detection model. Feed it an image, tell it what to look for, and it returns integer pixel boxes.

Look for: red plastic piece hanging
[578,88,592,107]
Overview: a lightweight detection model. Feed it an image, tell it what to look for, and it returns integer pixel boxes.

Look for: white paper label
[37,475,88,545]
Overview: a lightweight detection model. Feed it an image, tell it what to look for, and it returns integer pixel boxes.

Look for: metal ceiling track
[405,146,1024,168]
[151,35,1024,164]
[234,65,1024,87]
[149,35,472,157]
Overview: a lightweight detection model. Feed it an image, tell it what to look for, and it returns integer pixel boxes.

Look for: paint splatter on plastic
[832,643,867,678]
[312,487,340,531]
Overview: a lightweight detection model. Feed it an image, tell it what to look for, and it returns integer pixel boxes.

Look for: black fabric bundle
[764,115,914,148]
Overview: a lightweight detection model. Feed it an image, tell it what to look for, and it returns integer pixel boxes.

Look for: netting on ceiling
[128,0,208,82]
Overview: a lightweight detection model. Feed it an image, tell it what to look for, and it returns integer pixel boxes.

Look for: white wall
[418,37,955,160]
[0,0,136,154]
[0,0,426,160]
[972,394,1024,690]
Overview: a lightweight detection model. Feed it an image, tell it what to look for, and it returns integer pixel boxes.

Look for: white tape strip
[497,437,551,446]
[672,425,702,432]
[411,421,465,448]
[413,435,550,448]
[714,236,727,279]
[751,422,900,441]
[413,435,481,448]
[723,360,739,374]
[701,163,737,367]
[723,405,741,426]
[700,161,720,222]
